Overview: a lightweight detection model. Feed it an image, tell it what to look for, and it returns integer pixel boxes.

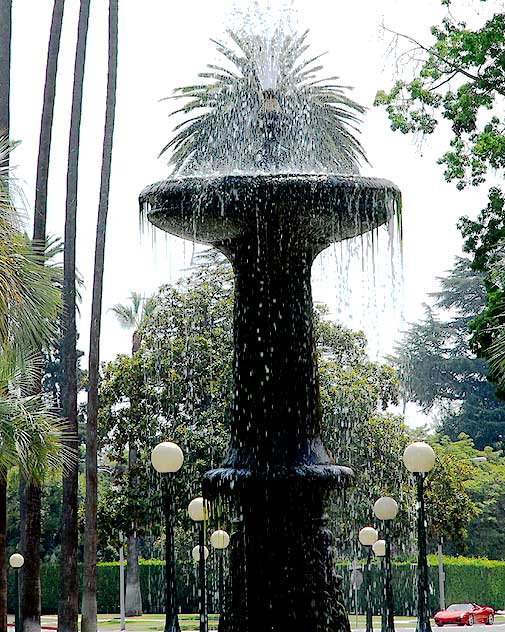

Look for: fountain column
[204,194,352,632]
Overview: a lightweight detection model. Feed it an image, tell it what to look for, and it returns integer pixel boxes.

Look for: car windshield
[447,605,472,612]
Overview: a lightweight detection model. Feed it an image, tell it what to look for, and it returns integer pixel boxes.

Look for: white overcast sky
[9,0,496,424]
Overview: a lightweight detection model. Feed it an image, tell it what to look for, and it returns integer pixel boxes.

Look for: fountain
[140,27,401,632]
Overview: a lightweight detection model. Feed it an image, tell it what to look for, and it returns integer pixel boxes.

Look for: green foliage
[424,447,479,544]
[392,257,505,449]
[376,2,505,389]
[162,30,367,174]
[376,6,505,190]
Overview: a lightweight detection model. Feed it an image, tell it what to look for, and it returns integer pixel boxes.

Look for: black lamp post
[403,442,436,632]
[373,497,398,632]
[189,497,208,632]
[210,529,230,616]
[9,553,24,632]
[151,441,184,632]
[359,527,378,632]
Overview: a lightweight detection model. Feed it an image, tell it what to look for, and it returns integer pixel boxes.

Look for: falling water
[138,4,406,631]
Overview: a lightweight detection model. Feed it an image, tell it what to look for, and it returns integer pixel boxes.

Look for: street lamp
[210,529,230,616]
[359,527,378,632]
[403,441,436,632]
[189,497,208,632]
[373,497,398,632]
[151,441,184,632]
[9,553,24,632]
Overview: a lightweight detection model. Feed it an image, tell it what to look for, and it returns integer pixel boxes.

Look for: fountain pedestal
[141,174,400,632]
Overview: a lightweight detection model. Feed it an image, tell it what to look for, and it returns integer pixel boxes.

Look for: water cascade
[140,26,401,632]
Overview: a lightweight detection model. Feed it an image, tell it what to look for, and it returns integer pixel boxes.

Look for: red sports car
[434,603,494,626]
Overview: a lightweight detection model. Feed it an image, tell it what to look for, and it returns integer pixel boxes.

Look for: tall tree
[81,2,118,630]
[0,4,13,628]
[59,1,91,630]
[392,257,505,449]
[110,293,155,616]
[20,3,66,630]
[374,0,505,381]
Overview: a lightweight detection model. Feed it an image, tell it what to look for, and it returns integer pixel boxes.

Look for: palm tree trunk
[59,1,91,631]
[0,0,11,139]
[33,0,65,242]
[0,0,11,625]
[24,4,65,627]
[19,481,42,632]
[0,477,7,632]
[125,446,142,616]
[81,2,118,630]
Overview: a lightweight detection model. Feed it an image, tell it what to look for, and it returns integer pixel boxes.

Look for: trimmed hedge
[7,556,505,614]
[340,556,505,616]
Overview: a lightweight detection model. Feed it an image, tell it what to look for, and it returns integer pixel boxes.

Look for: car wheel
[487,614,494,625]
[467,615,474,626]
[436,624,444,627]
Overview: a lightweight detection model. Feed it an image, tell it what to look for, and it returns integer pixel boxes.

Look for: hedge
[7,556,505,614]
[339,556,505,616]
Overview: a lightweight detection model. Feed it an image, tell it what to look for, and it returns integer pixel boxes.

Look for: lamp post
[373,497,398,632]
[189,497,208,632]
[210,529,230,616]
[403,442,436,632]
[151,441,184,632]
[9,553,24,632]
[359,527,379,632]
[119,532,126,631]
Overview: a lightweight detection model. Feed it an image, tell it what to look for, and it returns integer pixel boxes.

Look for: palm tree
[20,3,66,627]
[160,29,367,175]
[59,1,90,630]
[81,2,118,630]
[109,292,154,616]
[0,352,75,631]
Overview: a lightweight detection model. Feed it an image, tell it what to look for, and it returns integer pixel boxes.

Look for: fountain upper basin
[140,173,401,249]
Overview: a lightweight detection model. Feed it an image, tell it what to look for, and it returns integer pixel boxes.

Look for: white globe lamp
[192,545,210,562]
[372,539,386,557]
[359,526,378,547]
[210,529,230,550]
[373,497,398,521]
[403,442,436,473]
[151,441,184,473]
[9,553,24,569]
[188,497,208,522]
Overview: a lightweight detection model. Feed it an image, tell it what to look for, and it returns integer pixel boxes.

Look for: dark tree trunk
[124,331,143,616]
[33,0,65,243]
[0,2,11,629]
[0,0,11,139]
[23,5,65,630]
[19,481,42,632]
[0,478,7,632]
[81,2,118,630]
[125,446,142,616]
[58,1,91,631]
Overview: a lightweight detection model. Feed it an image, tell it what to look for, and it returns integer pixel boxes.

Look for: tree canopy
[392,257,505,449]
